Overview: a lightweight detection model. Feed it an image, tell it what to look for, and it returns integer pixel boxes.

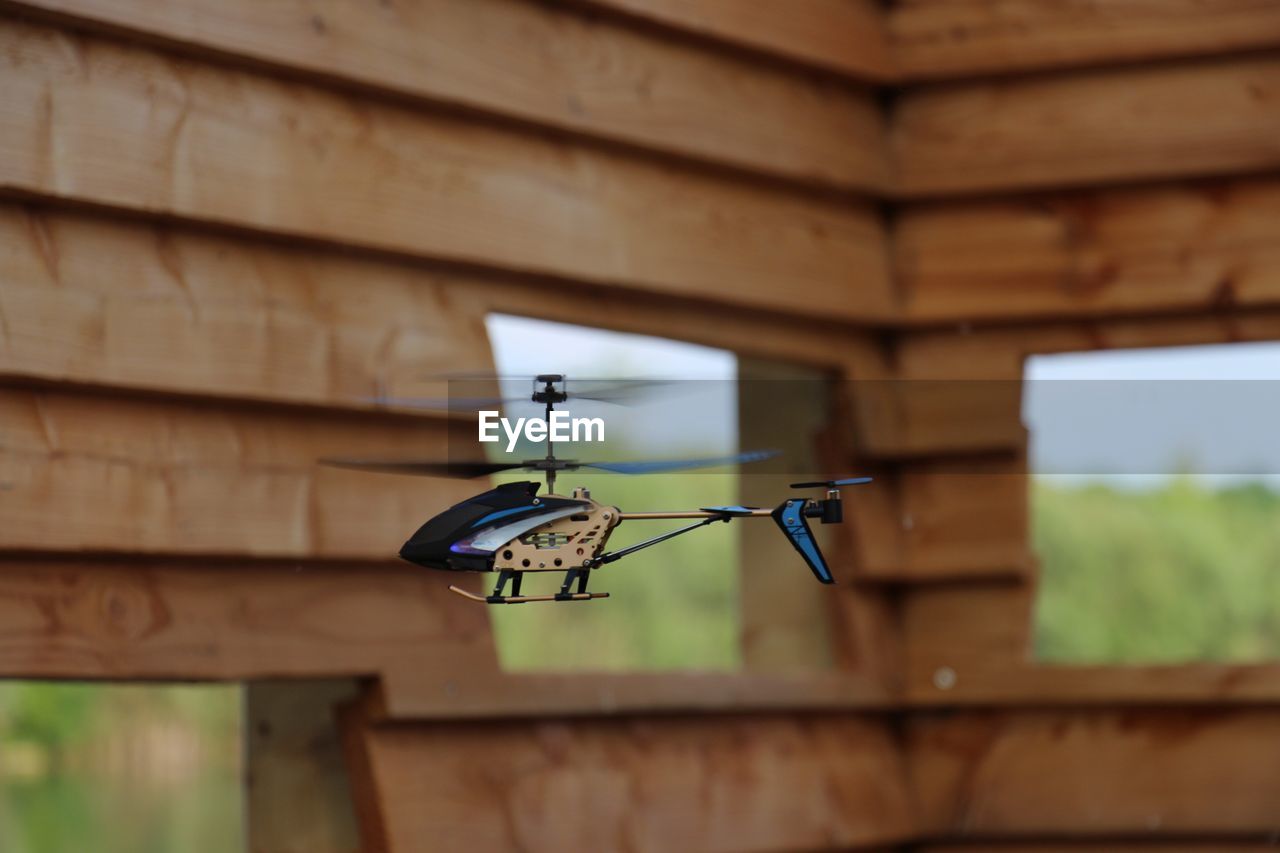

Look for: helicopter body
[399,480,622,601]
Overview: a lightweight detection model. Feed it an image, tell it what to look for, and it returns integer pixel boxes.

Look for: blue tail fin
[771,499,834,584]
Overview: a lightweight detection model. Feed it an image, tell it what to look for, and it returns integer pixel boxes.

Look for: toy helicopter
[323,375,871,604]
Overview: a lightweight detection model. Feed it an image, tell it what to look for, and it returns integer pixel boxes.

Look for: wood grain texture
[0,557,891,712]
[854,379,1026,456]
[897,308,1280,381]
[344,709,914,852]
[573,0,893,81]
[0,202,896,411]
[921,840,1280,845]
[0,18,893,322]
[900,455,1030,580]
[0,388,476,557]
[1,0,889,191]
[738,357,839,670]
[903,580,1280,705]
[375,666,892,719]
[908,709,1280,836]
[246,681,362,853]
[898,180,1280,324]
[904,581,1034,686]
[890,0,1280,80]
[908,659,1280,707]
[894,56,1280,196]
[0,560,497,680]
[0,205,493,407]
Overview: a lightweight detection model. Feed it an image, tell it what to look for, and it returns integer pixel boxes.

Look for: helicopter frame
[324,374,870,604]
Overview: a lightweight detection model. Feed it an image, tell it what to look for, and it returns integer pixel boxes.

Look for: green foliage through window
[1034,477,1280,663]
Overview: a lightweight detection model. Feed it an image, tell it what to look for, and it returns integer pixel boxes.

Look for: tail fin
[772,499,834,584]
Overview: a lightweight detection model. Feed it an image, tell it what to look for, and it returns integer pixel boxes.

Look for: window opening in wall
[1026,342,1280,663]
[0,682,243,853]
[485,314,740,671]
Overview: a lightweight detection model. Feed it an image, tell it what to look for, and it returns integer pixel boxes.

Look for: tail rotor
[773,476,874,584]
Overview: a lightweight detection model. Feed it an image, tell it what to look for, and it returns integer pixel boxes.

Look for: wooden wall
[2,1,1280,850]
[883,4,1280,850]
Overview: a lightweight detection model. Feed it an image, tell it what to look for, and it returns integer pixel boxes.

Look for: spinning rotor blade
[560,379,677,403]
[410,375,677,406]
[360,395,524,411]
[789,476,874,488]
[319,458,522,478]
[582,449,778,475]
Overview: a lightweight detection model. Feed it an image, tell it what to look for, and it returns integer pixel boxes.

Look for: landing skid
[448,585,610,604]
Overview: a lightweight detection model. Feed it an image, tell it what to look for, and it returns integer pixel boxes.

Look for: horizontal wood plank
[903,581,1033,687]
[0,560,497,680]
[376,666,892,719]
[344,708,914,851]
[0,388,476,557]
[0,204,495,407]
[853,379,1026,456]
[0,18,893,322]
[0,558,890,712]
[921,840,1280,845]
[903,581,1280,705]
[894,56,1280,196]
[900,456,1030,580]
[908,709,1280,836]
[898,179,1280,324]
[1,0,890,191]
[890,0,1280,80]
[909,660,1280,707]
[0,203,895,412]
[926,840,1280,845]
[574,0,893,81]
[897,309,1280,380]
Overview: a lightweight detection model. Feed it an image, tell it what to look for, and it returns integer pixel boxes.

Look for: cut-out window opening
[482,315,840,673]
[0,682,243,853]
[1025,342,1280,664]
[485,314,742,672]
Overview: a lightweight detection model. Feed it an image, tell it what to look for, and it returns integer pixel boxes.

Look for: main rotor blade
[582,449,778,475]
[412,375,677,405]
[789,476,874,488]
[319,457,522,478]
[360,395,524,412]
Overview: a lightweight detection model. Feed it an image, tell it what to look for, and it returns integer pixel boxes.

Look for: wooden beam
[894,57,1280,197]
[0,200,888,393]
[890,0,1280,81]
[903,581,1034,693]
[898,455,1030,580]
[908,709,1280,836]
[908,660,1280,708]
[898,179,1280,324]
[572,0,893,82]
[0,560,498,681]
[903,580,1280,705]
[0,0,890,191]
[0,556,891,716]
[0,204,891,412]
[246,680,362,853]
[375,665,892,719]
[342,703,914,851]
[0,205,494,409]
[853,380,1026,456]
[897,309,1280,380]
[0,387,476,557]
[737,356,839,670]
[921,840,1280,845]
[0,18,893,322]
